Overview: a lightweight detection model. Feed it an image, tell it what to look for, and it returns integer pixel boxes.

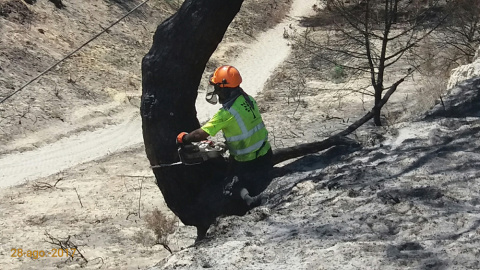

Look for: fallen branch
[126,212,138,220]
[32,178,64,191]
[272,135,359,165]
[44,231,88,265]
[118,175,153,178]
[272,78,404,165]
[154,243,173,255]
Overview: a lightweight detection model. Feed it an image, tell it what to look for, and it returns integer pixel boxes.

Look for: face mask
[205,87,218,105]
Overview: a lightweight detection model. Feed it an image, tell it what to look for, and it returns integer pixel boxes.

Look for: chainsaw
[178,140,227,165]
[151,140,227,168]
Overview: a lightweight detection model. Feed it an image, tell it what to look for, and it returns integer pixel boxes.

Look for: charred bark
[141,0,246,237]
[272,136,359,165]
[142,0,244,166]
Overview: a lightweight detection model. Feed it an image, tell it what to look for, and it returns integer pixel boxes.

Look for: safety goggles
[206,74,226,105]
[205,86,218,105]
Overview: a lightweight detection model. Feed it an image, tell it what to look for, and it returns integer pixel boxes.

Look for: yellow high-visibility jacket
[201,94,270,162]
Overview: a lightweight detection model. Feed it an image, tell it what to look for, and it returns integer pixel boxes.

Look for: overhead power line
[0,0,150,104]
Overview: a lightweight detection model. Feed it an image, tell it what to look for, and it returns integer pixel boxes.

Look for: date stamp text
[11,248,77,260]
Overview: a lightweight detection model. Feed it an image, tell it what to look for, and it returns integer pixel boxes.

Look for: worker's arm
[177,113,222,144]
[183,128,209,143]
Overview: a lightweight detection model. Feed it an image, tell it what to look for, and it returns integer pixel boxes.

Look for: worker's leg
[233,149,273,197]
[240,187,266,208]
[228,150,272,208]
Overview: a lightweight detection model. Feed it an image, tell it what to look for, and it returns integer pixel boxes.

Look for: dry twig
[74,187,83,208]
[44,231,88,265]
[32,178,64,191]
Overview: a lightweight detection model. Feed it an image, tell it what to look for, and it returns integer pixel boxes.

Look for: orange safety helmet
[209,65,242,88]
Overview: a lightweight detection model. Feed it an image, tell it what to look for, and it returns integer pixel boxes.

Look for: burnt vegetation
[0,0,34,24]
[295,0,479,126]
[302,0,448,28]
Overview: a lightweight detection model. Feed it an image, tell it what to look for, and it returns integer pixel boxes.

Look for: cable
[0,0,150,104]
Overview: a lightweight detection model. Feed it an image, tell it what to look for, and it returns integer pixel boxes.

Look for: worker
[176,65,273,209]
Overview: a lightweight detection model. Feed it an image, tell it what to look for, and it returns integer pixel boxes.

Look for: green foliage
[331,65,346,83]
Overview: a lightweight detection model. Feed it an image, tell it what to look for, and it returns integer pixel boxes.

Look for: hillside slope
[150,77,480,270]
[2,1,479,269]
[0,0,294,269]
[0,0,290,154]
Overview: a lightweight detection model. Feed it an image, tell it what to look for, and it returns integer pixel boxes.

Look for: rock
[426,77,480,119]
[291,180,315,195]
[447,46,480,89]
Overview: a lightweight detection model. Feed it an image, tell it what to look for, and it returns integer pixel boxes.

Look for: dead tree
[141,0,248,240]
[437,0,480,64]
[301,0,448,126]
[272,76,404,164]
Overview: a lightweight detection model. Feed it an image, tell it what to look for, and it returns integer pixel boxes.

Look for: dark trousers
[229,148,273,197]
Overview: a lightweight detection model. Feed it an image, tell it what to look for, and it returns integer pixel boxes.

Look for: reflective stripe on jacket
[201,94,270,162]
[223,95,270,161]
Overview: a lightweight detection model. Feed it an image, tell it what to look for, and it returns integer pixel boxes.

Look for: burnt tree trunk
[141,0,246,235]
[142,0,244,166]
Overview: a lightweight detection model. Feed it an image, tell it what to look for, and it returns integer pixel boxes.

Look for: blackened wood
[141,0,245,235]
[141,0,244,165]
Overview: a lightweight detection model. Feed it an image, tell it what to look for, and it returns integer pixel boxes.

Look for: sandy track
[0,112,142,187]
[0,0,317,188]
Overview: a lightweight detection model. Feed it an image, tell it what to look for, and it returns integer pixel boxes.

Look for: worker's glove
[176,132,189,146]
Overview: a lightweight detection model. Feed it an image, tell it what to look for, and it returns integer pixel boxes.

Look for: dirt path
[195,0,316,120]
[0,0,317,187]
